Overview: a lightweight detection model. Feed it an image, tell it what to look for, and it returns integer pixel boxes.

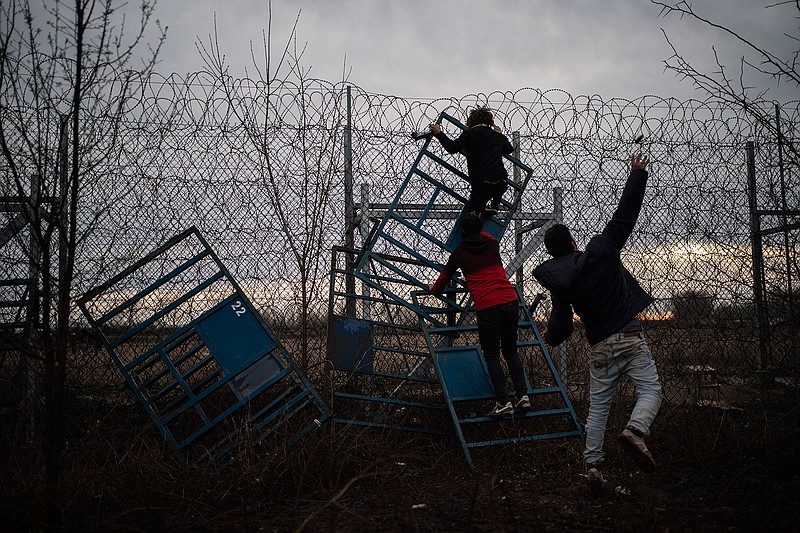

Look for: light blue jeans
[584,331,662,466]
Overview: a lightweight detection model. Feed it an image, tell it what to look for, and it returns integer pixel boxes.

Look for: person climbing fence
[428,106,513,217]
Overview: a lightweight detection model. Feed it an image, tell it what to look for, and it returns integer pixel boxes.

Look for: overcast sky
[142,0,797,103]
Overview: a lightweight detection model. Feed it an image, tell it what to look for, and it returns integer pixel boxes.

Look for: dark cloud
[29,0,800,101]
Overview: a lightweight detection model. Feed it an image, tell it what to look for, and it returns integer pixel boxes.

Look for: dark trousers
[476,300,528,399]
[468,180,508,214]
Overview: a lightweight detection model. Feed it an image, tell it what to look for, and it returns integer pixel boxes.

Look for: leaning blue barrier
[78,226,329,464]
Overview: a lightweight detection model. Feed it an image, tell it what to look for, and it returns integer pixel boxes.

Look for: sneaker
[483,207,499,216]
[587,466,605,497]
[618,428,656,473]
[487,401,514,418]
[515,395,531,413]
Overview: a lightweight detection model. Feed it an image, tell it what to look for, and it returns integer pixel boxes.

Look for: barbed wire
[2,72,798,409]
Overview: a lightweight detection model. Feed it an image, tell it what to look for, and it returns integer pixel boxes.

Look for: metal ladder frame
[412,286,582,469]
[77,226,330,465]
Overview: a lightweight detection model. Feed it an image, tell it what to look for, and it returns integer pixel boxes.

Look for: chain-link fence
[2,73,798,416]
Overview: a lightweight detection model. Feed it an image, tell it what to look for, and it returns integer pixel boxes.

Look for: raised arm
[494,125,514,155]
[601,154,650,250]
[428,123,465,155]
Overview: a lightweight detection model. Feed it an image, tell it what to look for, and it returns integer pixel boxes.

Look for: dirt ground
[2,395,798,532]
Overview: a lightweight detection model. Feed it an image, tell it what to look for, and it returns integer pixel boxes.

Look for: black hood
[460,233,492,254]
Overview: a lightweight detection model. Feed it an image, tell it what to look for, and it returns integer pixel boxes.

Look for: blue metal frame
[0,193,38,483]
[351,111,533,323]
[0,278,32,482]
[326,113,585,466]
[412,287,582,469]
[326,112,584,463]
[326,246,450,439]
[77,226,329,465]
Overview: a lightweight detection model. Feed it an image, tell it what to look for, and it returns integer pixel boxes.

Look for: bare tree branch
[654,0,800,87]
[654,0,799,163]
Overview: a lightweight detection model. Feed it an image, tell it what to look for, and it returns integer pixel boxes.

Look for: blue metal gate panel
[326,110,586,468]
[435,347,494,401]
[327,316,373,372]
[195,296,279,376]
[77,227,329,465]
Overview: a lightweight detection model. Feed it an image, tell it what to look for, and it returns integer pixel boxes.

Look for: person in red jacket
[427,214,530,417]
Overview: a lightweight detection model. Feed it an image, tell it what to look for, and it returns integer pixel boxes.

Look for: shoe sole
[487,410,514,418]
[618,434,656,473]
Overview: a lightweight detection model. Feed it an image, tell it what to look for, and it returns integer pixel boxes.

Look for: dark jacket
[532,168,654,346]
[435,124,513,184]
[430,231,518,311]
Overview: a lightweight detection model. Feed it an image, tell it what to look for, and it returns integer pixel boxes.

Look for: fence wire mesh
[2,73,798,418]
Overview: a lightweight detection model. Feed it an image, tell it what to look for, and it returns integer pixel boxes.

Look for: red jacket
[430,231,518,311]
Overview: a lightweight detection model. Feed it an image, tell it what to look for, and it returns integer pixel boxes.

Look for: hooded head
[544,224,577,257]
[460,213,483,236]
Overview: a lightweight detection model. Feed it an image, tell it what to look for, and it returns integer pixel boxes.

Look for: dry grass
[2,382,799,531]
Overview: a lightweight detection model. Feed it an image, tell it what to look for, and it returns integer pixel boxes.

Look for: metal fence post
[25,173,41,444]
[513,131,524,294]
[746,140,771,370]
[344,86,355,317]
[774,103,797,337]
[360,182,371,321]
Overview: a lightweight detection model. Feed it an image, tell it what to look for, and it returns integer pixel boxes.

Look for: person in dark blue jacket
[428,106,513,217]
[533,154,662,495]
